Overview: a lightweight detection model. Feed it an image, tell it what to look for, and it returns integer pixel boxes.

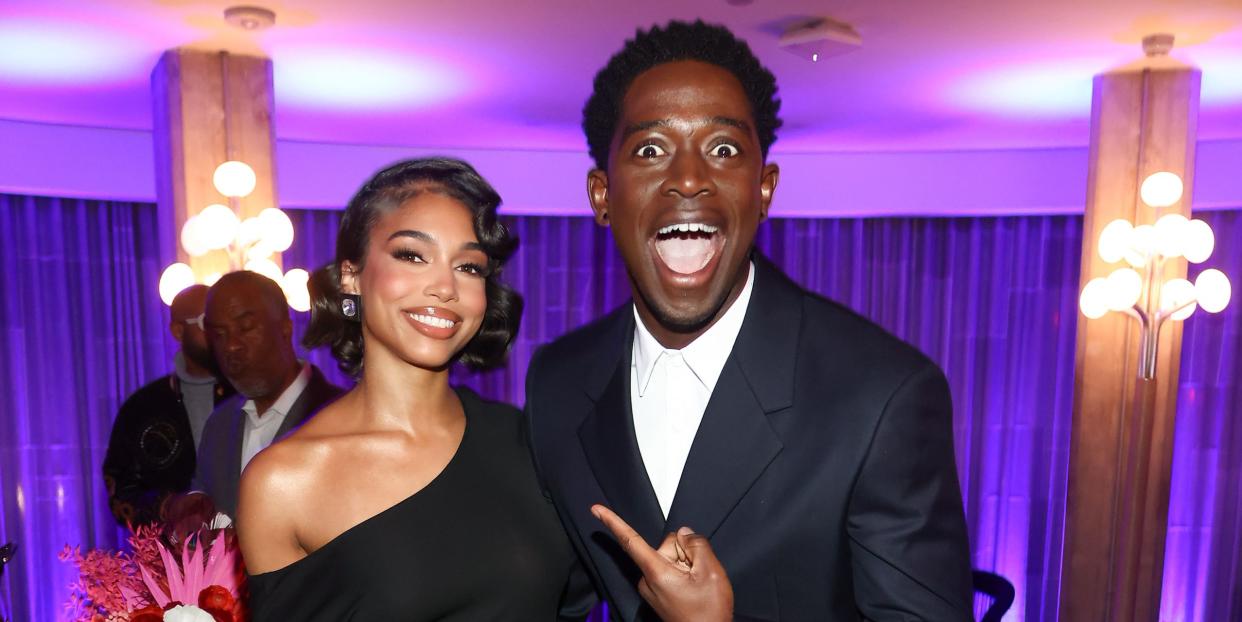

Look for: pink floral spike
[182,537,206,595]
[202,532,241,592]
[120,585,148,610]
[159,539,186,599]
[139,562,171,607]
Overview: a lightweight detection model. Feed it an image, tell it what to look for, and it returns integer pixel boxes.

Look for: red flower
[199,585,236,616]
[202,608,234,622]
[128,605,164,622]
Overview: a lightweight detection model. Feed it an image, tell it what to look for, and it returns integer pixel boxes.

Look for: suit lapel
[277,369,321,437]
[576,314,667,549]
[223,405,245,510]
[664,255,800,536]
[663,358,782,536]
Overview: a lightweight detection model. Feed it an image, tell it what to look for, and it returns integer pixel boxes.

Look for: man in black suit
[191,271,342,518]
[525,21,972,621]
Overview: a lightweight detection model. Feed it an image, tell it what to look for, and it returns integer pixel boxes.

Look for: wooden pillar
[1060,55,1200,621]
[151,49,279,280]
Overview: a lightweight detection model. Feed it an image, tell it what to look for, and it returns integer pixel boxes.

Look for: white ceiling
[2,0,1241,153]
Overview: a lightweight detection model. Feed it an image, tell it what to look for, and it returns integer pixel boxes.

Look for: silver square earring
[342,294,360,320]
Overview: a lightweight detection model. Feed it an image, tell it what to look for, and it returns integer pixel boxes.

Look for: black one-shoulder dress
[247,387,582,621]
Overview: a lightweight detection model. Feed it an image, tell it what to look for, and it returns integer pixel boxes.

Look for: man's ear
[170,321,185,344]
[340,261,359,295]
[758,163,780,222]
[587,169,610,227]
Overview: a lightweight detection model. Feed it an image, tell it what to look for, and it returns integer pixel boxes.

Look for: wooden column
[1060,57,1200,621]
[152,48,279,280]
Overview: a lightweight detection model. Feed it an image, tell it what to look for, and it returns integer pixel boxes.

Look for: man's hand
[592,504,733,622]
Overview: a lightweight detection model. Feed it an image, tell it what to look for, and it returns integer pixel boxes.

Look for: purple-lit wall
[4,118,1242,216]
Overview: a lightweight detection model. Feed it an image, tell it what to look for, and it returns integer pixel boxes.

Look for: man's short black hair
[583,20,783,171]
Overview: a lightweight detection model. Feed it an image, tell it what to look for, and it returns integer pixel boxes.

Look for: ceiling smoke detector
[224,6,276,32]
[779,17,861,63]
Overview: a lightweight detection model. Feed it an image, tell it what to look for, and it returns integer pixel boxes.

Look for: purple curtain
[1161,209,1242,622]
[0,194,176,622]
[2,193,1239,622]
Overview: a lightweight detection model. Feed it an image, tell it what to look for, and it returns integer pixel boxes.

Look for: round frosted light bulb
[1079,277,1111,319]
[282,268,311,312]
[244,258,284,284]
[158,263,196,306]
[1126,224,1157,267]
[180,216,211,257]
[1159,278,1197,321]
[1139,171,1183,208]
[1153,213,1189,258]
[246,244,273,263]
[1182,219,1215,264]
[237,216,263,248]
[256,208,295,253]
[213,160,257,198]
[1106,268,1143,311]
[1195,269,1231,313]
[1098,219,1134,264]
[195,204,241,250]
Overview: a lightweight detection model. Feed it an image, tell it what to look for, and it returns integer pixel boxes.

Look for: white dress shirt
[239,362,311,472]
[631,263,755,517]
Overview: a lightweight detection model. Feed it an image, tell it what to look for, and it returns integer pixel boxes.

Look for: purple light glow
[945,54,1128,118]
[946,45,1242,120]
[1196,49,1242,104]
[273,46,471,110]
[0,19,147,85]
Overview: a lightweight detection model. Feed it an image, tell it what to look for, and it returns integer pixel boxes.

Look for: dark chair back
[0,542,14,622]
[0,542,14,577]
[972,569,1015,622]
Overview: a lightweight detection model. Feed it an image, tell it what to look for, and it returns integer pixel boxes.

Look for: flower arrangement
[61,512,246,622]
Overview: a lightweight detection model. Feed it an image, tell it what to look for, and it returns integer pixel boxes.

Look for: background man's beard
[182,341,217,375]
[232,376,276,400]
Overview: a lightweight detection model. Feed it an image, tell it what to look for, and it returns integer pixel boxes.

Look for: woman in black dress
[236,158,590,620]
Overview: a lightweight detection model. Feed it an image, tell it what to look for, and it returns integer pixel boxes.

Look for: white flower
[209,512,233,529]
[163,605,216,622]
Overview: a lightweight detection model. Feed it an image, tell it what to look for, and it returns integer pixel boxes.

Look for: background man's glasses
[184,313,205,331]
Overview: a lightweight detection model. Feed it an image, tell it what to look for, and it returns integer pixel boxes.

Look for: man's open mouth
[653,222,724,275]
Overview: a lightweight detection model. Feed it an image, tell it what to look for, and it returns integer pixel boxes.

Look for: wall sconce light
[157,160,309,311]
[1078,171,1232,379]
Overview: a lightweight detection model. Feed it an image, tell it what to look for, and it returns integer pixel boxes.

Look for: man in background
[103,284,233,526]
[192,270,341,518]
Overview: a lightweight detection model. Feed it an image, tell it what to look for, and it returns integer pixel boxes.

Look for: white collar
[632,262,755,397]
[242,362,312,427]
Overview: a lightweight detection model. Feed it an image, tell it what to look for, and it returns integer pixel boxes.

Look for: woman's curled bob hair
[302,157,522,377]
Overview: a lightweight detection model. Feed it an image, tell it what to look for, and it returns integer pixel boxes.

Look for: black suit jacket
[526,255,972,621]
[102,374,234,526]
[193,365,343,517]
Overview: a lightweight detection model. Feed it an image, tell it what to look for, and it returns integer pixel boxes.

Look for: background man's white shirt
[239,362,311,472]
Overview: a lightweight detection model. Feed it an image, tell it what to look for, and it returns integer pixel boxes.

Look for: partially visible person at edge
[188,270,343,521]
[524,20,973,622]
[103,284,234,527]
[234,157,594,620]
